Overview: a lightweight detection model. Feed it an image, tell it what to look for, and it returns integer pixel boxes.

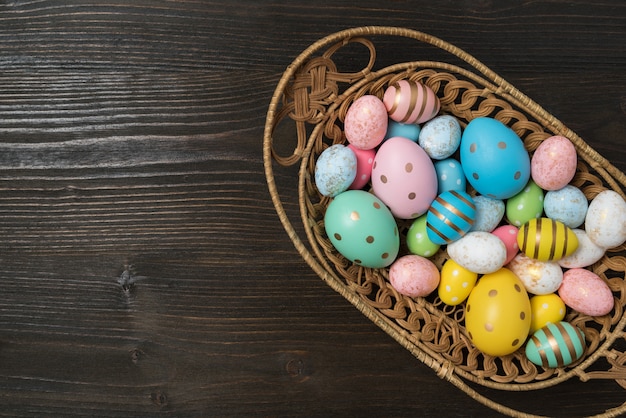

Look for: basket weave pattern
[264,27,626,417]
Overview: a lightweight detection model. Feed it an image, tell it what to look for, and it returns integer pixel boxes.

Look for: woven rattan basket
[263,27,626,417]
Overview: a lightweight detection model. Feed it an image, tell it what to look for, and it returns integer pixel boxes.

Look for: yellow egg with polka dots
[529,293,566,334]
[438,259,478,306]
[465,268,531,357]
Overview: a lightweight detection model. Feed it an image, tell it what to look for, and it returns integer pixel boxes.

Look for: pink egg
[347,144,376,190]
[492,224,520,265]
[344,95,388,150]
[389,254,440,297]
[531,135,577,191]
[383,79,440,124]
[371,137,438,219]
[558,268,614,316]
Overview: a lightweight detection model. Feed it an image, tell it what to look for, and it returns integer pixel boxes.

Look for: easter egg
[406,215,440,258]
[517,218,578,262]
[347,144,375,190]
[344,95,388,150]
[531,135,577,191]
[324,190,399,268]
[447,231,507,274]
[418,115,462,160]
[507,253,563,295]
[389,255,440,298]
[585,190,626,249]
[438,258,478,306]
[371,136,438,219]
[426,190,476,245]
[314,144,357,197]
[460,117,530,199]
[543,185,588,229]
[434,158,466,194]
[558,229,606,269]
[465,268,531,357]
[383,79,440,124]
[525,321,585,368]
[505,179,544,227]
[558,268,614,316]
[529,293,567,334]
[470,195,505,232]
[492,224,520,265]
[385,119,421,142]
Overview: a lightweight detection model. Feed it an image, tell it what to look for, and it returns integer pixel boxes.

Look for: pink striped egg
[383,79,440,124]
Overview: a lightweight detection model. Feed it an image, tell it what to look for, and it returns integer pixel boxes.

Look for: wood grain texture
[0,1,625,417]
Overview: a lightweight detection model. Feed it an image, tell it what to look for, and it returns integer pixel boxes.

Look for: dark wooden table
[1,1,625,417]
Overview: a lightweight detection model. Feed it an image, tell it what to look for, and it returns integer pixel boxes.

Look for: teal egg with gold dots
[324,190,399,268]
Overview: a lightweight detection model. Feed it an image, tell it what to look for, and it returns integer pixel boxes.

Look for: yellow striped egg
[517,217,578,262]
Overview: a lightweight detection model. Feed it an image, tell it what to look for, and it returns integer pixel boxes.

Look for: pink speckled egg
[531,135,577,191]
[558,268,614,316]
[347,144,376,190]
[344,95,388,150]
[371,136,438,219]
[492,224,520,265]
[389,254,440,297]
[383,79,440,124]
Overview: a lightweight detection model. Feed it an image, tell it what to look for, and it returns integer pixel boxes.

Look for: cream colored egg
[447,231,507,274]
[558,229,606,269]
[507,253,563,295]
[585,190,626,249]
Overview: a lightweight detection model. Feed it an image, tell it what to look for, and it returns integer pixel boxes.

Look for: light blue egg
[434,158,466,194]
[544,185,588,228]
[470,195,505,232]
[384,119,421,142]
[314,144,357,197]
[418,115,462,160]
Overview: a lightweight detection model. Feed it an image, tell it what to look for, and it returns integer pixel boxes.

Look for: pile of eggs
[315,78,626,367]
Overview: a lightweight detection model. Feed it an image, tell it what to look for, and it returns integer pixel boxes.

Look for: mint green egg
[324,190,399,268]
[407,214,440,257]
[506,180,544,227]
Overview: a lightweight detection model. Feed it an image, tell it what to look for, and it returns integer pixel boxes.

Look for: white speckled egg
[544,185,588,229]
[470,195,505,232]
[585,190,626,249]
[418,115,462,160]
[507,253,563,295]
[314,144,357,197]
[447,231,507,274]
[558,229,606,269]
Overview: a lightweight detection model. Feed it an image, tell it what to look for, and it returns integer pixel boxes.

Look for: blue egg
[314,144,357,197]
[434,158,466,194]
[470,195,505,232]
[544,185,588,228]
[460,117,530,199]
[426,190,476,245]
[384,119,421,142]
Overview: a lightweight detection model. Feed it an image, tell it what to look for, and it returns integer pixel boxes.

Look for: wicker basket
[263,27,626,417]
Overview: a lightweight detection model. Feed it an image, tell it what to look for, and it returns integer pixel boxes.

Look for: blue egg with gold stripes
[525,321,586,368]
[426,190,476,245]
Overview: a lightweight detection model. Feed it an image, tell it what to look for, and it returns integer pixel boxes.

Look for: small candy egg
[517,218,578,262]
[384,119,421,142]
[426,190,476,245]
[347,144,376,190]
[470,195,505,232]
[383,79,440,124]
[507,253,563,295]
[324,190,399,268]
[371,137,438,219]
[460,117,530,199]
[389,255,440,298]
[525,321,585,368]
[344,95,388,150]
[447,231,507,274]
[558,229,606,269]
[434,158,466,194]
[314,144,357,197]
[492,224,520,264]
[529,293,567,334]
[406,214,440,258]
[585,190,626,249]
[465,268,531,356]
[558,268,614,316]
[543,185,588,229]
[438,258,478,306]
[418,115,462,160]
[505,180,544,227]
[531,135,577,191]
